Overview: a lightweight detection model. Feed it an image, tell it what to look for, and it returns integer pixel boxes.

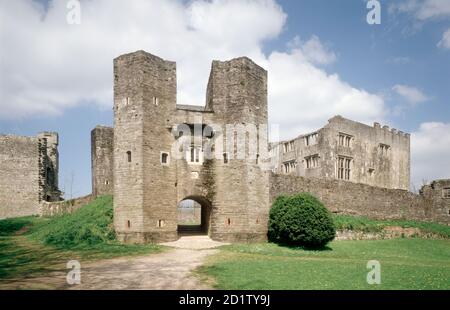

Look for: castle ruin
[0,50,448,240]
[90,50,448,243]
[0,132,61,218]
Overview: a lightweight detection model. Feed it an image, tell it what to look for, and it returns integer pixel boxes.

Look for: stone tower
[91,126,114,197]
[113,51,177,242]
[112,50,270,243]
[205,58,270,241]
[37,132,61,201]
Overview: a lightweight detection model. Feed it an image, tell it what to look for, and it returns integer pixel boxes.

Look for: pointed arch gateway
[177,195,212,236]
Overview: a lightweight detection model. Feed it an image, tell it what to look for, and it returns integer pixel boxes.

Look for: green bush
[268,193,336,248]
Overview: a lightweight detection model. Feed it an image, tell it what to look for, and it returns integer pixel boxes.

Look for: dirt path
[0,236,225,290]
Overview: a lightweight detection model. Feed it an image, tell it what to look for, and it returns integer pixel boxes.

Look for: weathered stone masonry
[90,50,449,243]
[270,174,449,225]
[1,51,447,231]
[91,126,114,197]
[0,132,61,219]
[271,115,410,190]
[108,50,270,243]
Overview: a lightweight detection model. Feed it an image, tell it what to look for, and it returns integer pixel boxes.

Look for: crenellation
[271,116,411,190]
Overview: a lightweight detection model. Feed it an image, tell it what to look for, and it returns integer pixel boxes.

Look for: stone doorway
[177,196,212,236]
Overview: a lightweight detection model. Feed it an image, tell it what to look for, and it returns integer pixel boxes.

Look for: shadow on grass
[0,236,68,280]
[270,241,333,252]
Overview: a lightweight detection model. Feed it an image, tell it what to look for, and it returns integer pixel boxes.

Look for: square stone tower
[91,126,114,197]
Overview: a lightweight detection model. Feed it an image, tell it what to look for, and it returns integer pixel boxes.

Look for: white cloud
[0,0,386,141]
[411,122,450,189]
[392,84,429,105]
[438,28,450,49]
[287,35,336,65]
[390,0,450,20]
[268,49,385,138]
[390,0,450,49]
[0,0,285,119]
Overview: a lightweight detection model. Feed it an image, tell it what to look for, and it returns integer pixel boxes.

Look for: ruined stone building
[0,50,447,233]
[0,132,61,218]
[270,115,410,190]
[89,50,448,243]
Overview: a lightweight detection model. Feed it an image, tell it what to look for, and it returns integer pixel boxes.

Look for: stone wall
[270,173,449,225]
[0,135,41,218]
[0,133,62,219]
[40,194,93,217]
[91,126,114,197]
[420,179,450,224]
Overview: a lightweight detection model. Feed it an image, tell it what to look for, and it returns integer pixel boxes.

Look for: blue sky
[0,0,449,197]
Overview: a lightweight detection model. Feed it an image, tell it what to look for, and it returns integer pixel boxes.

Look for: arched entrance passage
[177,196,212,236]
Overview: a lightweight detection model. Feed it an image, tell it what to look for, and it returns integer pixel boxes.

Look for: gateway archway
[177,196,212,236]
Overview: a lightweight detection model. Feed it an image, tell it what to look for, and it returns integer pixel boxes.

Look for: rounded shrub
[268,193,336,248]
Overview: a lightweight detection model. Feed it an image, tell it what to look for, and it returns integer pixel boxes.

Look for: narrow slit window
[127,151,132,163]
[223,153,229,164]
[161,152,169,165]
[190,147,195,162]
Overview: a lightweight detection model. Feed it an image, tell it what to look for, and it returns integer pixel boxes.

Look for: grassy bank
[0,196,163,281]
[198,239,450,290]
[333,214,450,238]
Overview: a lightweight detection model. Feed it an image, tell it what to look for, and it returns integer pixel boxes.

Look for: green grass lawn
[0,196,163,281]
[198,239,450,290]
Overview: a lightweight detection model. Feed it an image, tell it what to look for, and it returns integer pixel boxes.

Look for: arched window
[126,151,132,162]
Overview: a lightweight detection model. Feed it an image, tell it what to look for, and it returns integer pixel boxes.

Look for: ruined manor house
[1,50,449,242]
